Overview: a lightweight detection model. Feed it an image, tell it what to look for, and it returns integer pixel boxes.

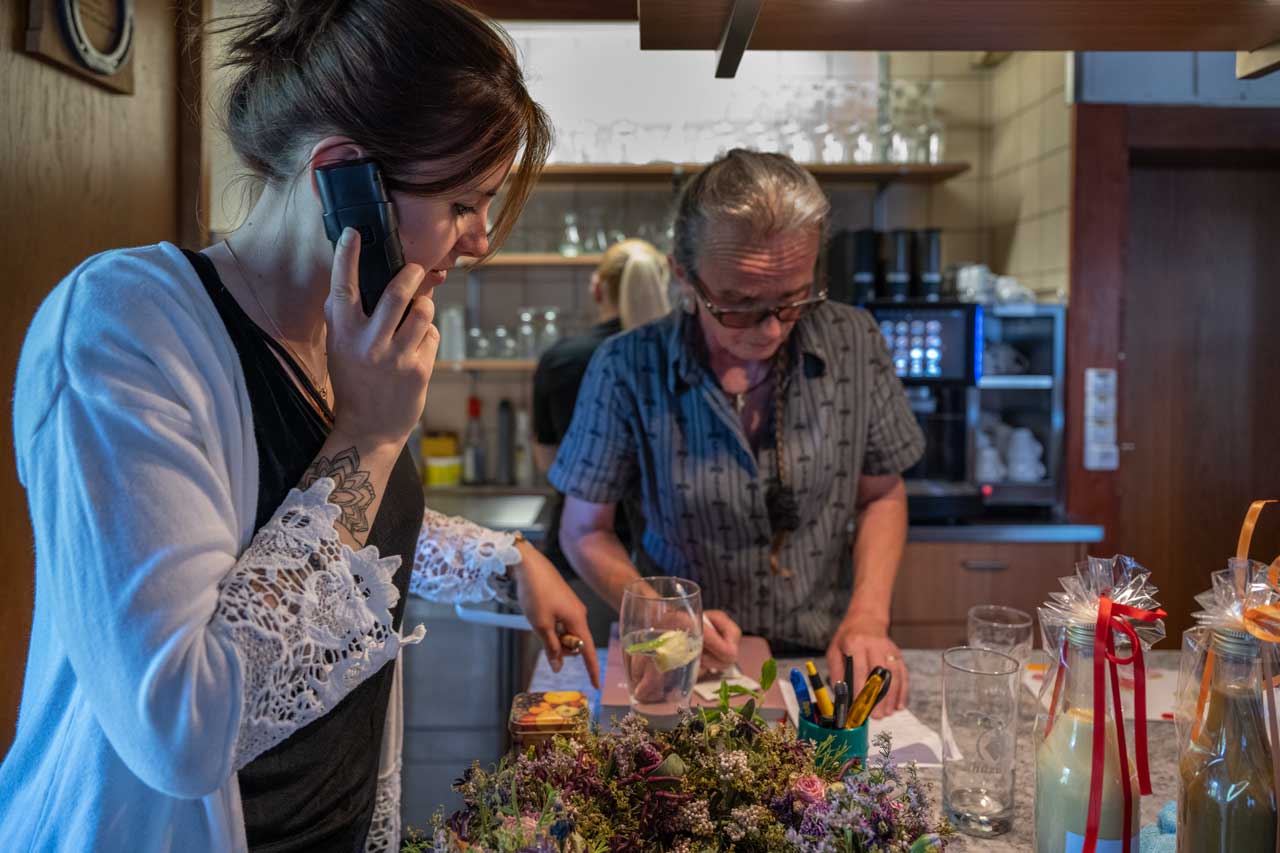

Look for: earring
[681,293,697,314]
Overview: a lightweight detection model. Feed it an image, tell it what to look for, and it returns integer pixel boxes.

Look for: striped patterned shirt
[548,301,925,650]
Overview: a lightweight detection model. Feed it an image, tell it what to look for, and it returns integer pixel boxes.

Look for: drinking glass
[620,577,704,716]
[539,307,562,351]
[438,305,466,361]
[967,605,1034,666]
[942,647,1019,837]
[491,324,517,360]
[516,308,539,359]
[466,326,491,360]
[559,212,582,257]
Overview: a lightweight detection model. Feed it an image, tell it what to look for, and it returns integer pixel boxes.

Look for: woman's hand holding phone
[325,226,438,451]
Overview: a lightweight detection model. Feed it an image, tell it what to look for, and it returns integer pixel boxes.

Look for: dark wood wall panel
[0,1,181,748]
[1066,105,1128,558]
[1122,165,1280,642]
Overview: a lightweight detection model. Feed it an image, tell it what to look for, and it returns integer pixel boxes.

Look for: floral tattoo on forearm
[301,447,376,539]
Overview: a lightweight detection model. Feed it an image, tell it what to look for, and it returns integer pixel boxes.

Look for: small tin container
[509,690,590,750]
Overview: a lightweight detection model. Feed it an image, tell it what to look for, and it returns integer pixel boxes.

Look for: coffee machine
[866,301,986,522]
[826,228,1068,522]
[828,228,985,521]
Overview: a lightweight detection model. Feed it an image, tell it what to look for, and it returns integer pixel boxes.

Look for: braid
[765,344,800,577]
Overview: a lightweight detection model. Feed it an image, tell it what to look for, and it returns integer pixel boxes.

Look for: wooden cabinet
[888,540,1088,649]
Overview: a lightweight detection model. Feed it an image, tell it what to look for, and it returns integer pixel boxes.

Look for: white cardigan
[0,242,518,852]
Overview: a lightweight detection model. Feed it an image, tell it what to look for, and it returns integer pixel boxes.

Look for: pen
[844,655,854,694]
[847,667,893,728]
[832,681,850,729]
[789,668,816,723]
[805,661,835,719]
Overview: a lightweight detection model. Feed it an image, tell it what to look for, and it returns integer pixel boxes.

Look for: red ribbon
[1082,596,1166,853]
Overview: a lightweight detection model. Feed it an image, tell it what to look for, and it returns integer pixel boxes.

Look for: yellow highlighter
[804,661,836,720]
[846,666,892,728]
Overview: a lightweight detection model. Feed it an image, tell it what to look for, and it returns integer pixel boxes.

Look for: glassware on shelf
[438,305,467,361]
[492,324,517,360]
[778,81,816,163]
[885,81,918,164]
[839,81,880,164]
[916,81,946,164]
[539,307,562,352]
[516,308,539,359]
[582,206,609,254]
[559,212,582,257]
[466,326,491,360]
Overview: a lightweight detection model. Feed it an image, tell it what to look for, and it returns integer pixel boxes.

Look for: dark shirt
[532,318,632,574]
[187,250,423,853]
[549,302,925,650]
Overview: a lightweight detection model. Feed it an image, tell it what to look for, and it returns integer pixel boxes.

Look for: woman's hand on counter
[512,542,601,689]
[825,616,908,720]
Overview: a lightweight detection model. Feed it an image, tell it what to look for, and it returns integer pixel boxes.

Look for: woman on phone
[0,1,595,850]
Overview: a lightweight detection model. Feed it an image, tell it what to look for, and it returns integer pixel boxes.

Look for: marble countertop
[851,649,1180,852]
[531,648,1182,851]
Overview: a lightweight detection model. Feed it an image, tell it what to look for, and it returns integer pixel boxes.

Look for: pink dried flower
[793,773,827,804]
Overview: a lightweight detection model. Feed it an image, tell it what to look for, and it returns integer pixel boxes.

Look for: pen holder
[797,715,869,765]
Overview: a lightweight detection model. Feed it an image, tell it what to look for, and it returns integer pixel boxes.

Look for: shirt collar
[665,306,830,394]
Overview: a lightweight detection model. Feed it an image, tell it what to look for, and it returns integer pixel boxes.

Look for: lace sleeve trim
[409,509,521,604]
[362,755,402,853]
[212,478,407,770]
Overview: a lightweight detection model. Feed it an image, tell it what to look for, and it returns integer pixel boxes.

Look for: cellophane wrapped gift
[1033,555,1165,853]
[1174,557,1279,853]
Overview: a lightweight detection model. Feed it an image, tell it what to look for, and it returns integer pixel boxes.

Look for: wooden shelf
[637,0,1280,52]
[425,484,555,498]
[435,359,537,373]
[533,162,970,184]
[461,253,602,269]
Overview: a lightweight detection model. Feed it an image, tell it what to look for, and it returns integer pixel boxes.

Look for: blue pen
[789,668,815,723]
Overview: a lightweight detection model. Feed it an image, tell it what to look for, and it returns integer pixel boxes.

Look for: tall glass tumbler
[620,577,703,717]
[942,647,1020,837]
[967,605,1034,666]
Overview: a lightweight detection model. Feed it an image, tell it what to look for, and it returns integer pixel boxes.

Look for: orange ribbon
[1193,499,1280,853]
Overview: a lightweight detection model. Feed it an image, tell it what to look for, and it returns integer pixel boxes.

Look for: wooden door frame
[1066,104,1280,555]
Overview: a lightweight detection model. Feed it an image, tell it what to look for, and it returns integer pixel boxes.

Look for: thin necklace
[729,364,774,414]
[223,240,330,404]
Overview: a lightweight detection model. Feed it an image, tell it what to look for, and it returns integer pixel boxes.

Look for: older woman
[550,150,924,717]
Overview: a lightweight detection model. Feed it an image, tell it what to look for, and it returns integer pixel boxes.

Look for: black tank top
[186,250,423,852]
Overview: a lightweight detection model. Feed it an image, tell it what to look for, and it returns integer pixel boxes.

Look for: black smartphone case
[315,159,406,316]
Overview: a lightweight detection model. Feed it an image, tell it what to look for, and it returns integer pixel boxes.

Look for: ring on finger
[558,633,584,655]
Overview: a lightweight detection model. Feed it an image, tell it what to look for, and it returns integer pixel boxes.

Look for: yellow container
[421,432,459,459]
[424,455,463,487]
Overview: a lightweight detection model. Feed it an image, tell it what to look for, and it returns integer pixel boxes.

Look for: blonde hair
[672,149,830,276]
[596,239,671,329]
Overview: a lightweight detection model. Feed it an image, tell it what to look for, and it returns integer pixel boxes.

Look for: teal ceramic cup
[797,715,869,764]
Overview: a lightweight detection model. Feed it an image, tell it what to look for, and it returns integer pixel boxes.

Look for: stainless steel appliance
[862,301,1068,521]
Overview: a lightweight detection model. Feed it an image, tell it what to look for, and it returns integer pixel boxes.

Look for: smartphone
[316,158,406,316]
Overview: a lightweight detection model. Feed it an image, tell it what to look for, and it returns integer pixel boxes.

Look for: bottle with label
[1177,629,1277,852]
[462,396,486,485]
[514,407,534,487]
[495,399,515,486]
[1034,624,1140,853]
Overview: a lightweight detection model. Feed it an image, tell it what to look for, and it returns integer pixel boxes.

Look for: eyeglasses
[690,274,828,329]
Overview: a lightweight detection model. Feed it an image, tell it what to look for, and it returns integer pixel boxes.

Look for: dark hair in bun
[215,0,550,254]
